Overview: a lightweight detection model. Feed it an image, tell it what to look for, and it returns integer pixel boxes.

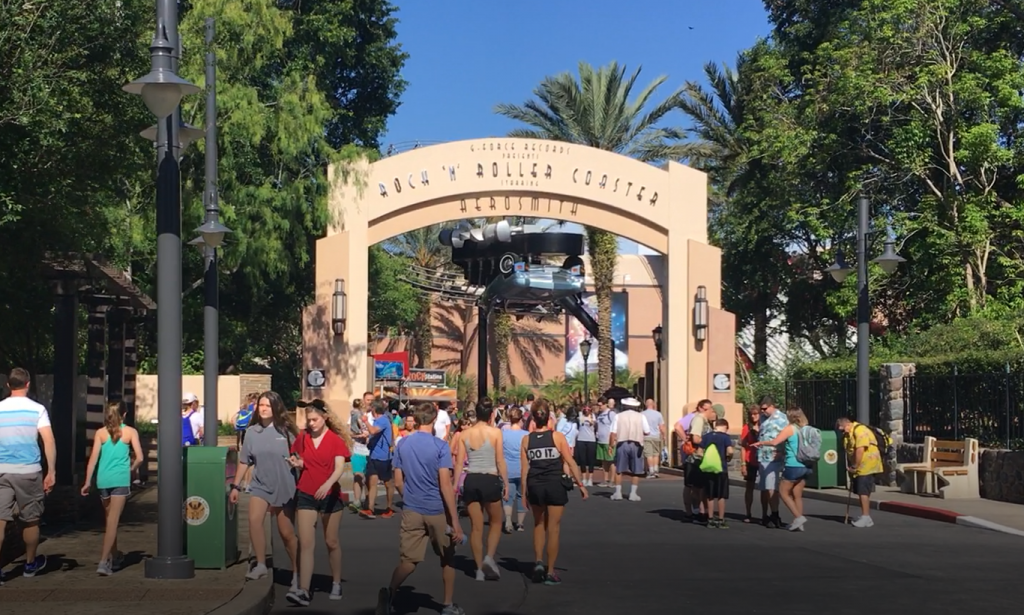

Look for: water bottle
[446,525,467,546]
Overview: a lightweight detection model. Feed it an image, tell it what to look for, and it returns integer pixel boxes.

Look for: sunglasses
[760,406,768,411]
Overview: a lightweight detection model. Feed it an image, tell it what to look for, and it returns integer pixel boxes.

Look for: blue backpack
[235,403,255,431]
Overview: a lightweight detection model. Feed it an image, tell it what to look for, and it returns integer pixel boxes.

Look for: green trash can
[806,430,848,489]
[184,446,240,569]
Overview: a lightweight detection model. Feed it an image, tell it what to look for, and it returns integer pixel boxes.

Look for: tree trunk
[587,227,619,394]
[491,311,512,390]
[414,297,432,368]
[753,306,768,368]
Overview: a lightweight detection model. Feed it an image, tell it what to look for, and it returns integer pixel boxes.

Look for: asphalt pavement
[267,476,1024,614]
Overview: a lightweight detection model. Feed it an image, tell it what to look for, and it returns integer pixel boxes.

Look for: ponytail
[104,400,126,443]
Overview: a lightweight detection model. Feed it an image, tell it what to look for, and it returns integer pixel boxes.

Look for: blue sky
[382,0,772,253]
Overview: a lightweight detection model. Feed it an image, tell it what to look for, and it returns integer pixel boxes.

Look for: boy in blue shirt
[377,403,464,615]
[698,418,734,529]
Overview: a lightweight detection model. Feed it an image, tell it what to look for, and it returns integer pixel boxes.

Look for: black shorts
[296,490,345,514]
[684,462,707,489]
[367,458,393,482]
[744,462,759,484]
[703,472,729,499]
[526,480,569,507]
[462,474,503,504]
[851,474,876,496]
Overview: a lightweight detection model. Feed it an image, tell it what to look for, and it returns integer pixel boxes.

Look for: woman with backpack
[751,407,814,532]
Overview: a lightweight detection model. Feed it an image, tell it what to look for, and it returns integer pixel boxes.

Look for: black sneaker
[544,573,562,585]
[719,518,730,529]
[708,517,720,529]
[286,588,311,606]
[375,587,392,615]
[769,513,782,529]
[761,515,770,527]
[532,561,546,584]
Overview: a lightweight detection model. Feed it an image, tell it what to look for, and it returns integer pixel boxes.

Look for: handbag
[561,473,575,491]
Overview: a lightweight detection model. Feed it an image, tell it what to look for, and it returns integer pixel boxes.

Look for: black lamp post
[652,325,663,410]
[580,338,592,405]
[825,196,906,425]
[123,0,199,580]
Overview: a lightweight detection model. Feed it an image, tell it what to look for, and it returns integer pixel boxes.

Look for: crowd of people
[0,367,887,614]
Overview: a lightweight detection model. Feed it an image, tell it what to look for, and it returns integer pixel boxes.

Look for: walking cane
[843,473,853,525]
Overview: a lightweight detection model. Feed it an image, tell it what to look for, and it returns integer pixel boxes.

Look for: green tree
[496,61,690,392]
[368,245,420,338]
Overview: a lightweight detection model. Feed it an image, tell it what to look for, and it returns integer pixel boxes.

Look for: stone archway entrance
[302,138,739,430]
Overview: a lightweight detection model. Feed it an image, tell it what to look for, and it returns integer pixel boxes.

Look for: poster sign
[407,369,447,387]
[712,373,732,393]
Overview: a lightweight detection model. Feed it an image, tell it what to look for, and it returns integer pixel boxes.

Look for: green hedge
[793,350,1024,379]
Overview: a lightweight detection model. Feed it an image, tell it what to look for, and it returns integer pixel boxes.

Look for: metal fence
[904,369,1024,450]
[784,377,881,429]
[787,367,1024,450]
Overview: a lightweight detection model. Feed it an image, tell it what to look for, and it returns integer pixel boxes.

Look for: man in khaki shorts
[641,398,666,477]
[0,368,56,584]
[377,403,465,615]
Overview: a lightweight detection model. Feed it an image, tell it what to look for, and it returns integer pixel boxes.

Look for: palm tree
[496,61,691,393]
[383,224,454,367]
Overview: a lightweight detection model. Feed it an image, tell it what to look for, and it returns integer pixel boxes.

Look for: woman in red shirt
[740,404,761,523]
[286,399,352,606]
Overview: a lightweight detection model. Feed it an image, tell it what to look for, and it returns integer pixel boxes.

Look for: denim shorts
[782,466,811,482]
[99,486,130,499]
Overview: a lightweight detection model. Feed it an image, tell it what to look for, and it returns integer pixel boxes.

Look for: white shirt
[434,409,451,439]
[0,396,51,473]
[189,406,205,440]
[610,411,652,438]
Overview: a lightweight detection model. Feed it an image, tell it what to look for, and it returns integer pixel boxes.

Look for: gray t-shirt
[596,410,617,444]
[642,409,664,441]
[577,414,597,442]
[240,424,297,507]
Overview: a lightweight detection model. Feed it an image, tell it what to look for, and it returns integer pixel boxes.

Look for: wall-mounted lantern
[652,325,663,361]
[332,279,347,336]
[694,285,709,341]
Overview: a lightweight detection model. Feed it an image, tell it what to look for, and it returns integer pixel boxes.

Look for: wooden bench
[897,436,979,499]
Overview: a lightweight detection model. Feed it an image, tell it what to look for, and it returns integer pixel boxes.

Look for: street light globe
[123,69,201,120]
[139,121,205,153]
[580,338,592,361]
[872,240,906,275]
[826,250,853,283]
[194,220,233,249]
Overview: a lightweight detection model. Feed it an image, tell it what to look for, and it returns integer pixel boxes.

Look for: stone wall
[896,442,1024,504]
[879,363,915,485]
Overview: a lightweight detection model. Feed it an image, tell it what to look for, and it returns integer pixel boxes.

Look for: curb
[662,468,1022,537]
[206,575,274,615]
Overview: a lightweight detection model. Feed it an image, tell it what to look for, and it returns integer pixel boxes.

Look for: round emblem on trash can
[184,496,210,526]
[824,450,838,465]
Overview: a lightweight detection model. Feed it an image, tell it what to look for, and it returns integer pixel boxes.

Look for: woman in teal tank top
[82,400,143,575]
[754,407,811,532]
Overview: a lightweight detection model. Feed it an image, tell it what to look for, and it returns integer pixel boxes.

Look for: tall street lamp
[190,18,232,447]
[124,0,199,580]
[580,338,592,405]
[825,196,906,426]
[652,325,663,410]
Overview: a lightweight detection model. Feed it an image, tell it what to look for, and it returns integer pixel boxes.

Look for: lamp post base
[144,555,195,579]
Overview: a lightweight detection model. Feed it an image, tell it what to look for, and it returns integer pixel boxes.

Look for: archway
[301,138,739,430]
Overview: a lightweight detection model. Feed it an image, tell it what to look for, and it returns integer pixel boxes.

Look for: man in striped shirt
[0,368,56,582]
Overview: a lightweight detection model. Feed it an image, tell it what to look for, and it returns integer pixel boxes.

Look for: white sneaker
[788,516,807,531]
[482,555,501,580]
[330,582,343,600]
[246,562,268,580]
[628,493,641,502]
[96,559,113,576]
[851,516,874,528]
[475,569,486,582]
[290,574,299,593]
[609,492,623,501]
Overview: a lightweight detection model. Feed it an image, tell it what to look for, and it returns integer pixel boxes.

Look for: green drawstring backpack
[699,441,723,474]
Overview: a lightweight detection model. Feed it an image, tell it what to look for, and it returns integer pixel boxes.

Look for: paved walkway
[0,486,259,615]
[714,469,1024,533]
[269,473,1024,614]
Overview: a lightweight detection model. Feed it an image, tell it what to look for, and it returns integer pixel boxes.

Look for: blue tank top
[784,427,801,468]
[501,429,525,479]
[97,425,131,489]
[182,411,197,446]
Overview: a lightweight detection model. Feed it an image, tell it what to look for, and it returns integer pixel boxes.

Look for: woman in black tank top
[519,399,588,586]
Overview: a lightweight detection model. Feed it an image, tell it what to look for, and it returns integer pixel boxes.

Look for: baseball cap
[712,403,725,418]
[182,392,198,404]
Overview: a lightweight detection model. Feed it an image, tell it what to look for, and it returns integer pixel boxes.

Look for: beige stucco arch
[302,138,739,430]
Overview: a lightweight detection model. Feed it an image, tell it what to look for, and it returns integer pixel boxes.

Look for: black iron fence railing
[784,377,881,430]
[787,366,1024,450]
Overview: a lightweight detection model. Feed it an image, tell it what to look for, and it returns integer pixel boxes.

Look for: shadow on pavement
[646,508,686,522]
[808,514,849,525]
